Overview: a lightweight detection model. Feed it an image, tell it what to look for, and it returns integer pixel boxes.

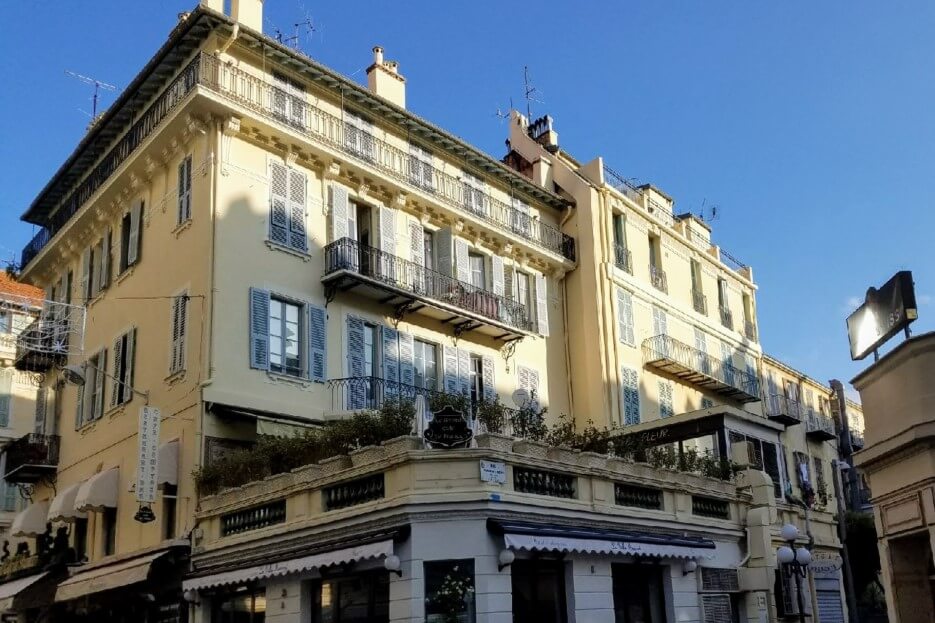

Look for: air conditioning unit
[700,594,732,623]
[698,567,741,593]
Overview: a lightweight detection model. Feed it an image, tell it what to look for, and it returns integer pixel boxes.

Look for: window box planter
[475,432,514,452]
[512,439,550,459]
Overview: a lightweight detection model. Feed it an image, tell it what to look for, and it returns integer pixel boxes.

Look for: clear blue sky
[2,1,933,393]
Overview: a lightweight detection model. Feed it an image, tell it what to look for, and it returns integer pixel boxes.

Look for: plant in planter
[475,397,507,434]
[511,394,548,442]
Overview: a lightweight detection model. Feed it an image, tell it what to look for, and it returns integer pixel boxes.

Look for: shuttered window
[177,154,192,224]
[34,387,49,435]
[409,144,435,190]
[658,380,674,418]
[307,305,327,383]
[111,328,136,407]
[535,274,549,336]
[76,349,107,428]
[462,172,486,215]
[169,294,188,375]
[616,288,635,346]
[720,341,734,386]
[249,288,325,381]
[269,161,308,253]
[620,366,640,425]
[517,365,540,405]
[344,112,374,160]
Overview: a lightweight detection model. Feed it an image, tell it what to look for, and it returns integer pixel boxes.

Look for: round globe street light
[777,523,811,623]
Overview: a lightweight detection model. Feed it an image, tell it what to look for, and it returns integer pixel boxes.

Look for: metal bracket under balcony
[323,238,533,341]
[3,434,61,484]
[642,335,760,403]
[763,395,803,427]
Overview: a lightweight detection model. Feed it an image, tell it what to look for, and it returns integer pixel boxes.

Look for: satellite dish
[511,389,529,408]
[62,364,86,386]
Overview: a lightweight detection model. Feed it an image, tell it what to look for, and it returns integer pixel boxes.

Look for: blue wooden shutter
[382,326,399,395]
[346,316,366,409]
[658,380,674,418]
[307,304,326,382]
[249,288,271,370]
[398,332,414,388]
[620,366,640,426]
[269,161,289,246]
[442,345,459,394]
[482,355,496,402]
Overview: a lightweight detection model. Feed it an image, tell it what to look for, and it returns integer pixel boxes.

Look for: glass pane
[425,560,476,623]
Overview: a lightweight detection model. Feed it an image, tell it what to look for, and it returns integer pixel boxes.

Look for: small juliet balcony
[850,430,865,449]
[3,434,60,484]
[614,244,632,275]
[763,394,802,427]
[642,335,760,403]
[323,238,532,340]
[805,412,836,442]
[649,265,668,294]
[14,319,67,373]
[719,307,733,331]
[691,289,707,315]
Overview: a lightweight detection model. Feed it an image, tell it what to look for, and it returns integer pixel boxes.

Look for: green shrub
[476,397,506,434]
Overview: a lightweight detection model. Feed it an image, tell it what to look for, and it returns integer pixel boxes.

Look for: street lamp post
[777,523,812,623]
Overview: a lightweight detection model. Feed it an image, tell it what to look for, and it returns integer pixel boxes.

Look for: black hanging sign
[424,405,472,449]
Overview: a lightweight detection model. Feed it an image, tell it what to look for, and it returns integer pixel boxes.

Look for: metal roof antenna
[523,66,544,121]
[65,70,117,119]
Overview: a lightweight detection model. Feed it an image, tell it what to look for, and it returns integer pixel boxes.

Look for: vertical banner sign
[137,406,161,504]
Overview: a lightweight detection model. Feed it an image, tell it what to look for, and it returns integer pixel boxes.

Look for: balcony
[14,320,67,373]
[850,430,865,449]
[613,244,632,274]
[805,412,836,442]
[763,394,802,427]
[649,265,668,294]
[744,320,757,342]
[692,289,707,315]
[719,307,733,331]
[3,434,60,484]
[323,238,531,339]
[642,335,760,403]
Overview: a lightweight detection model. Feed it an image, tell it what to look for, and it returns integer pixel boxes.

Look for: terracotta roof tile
[0,272,44,306]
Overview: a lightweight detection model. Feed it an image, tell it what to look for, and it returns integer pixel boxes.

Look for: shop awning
[75,468,118,512]
[183,539,393,592]
[489,520,716,561]
[55,550,166,603]
[0,572,50,612]
[157,440,179,486]
[48,483,86,523]
[11,501,50,538]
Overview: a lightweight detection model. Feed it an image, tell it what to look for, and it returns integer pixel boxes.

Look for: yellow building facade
[0,1,864,622]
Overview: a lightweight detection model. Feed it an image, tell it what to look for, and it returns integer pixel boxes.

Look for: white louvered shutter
[491,256,505,297]
[442,345,459,394]
[535,274,549,336]
[346,316,366,409]
[454,238,470,283]
[307,304,326,382]
[329,185,349,242]
[409,219,425,292]
[111,336,124,407]
[382,326,399,394]
[248,288,271,370]
[435,228,454,277]
[616,288,634,345]
[620,366,640,426]
[127,199,142,266]
[288,168,308,251]
[457,349,470,396]
[482,355,496,402]
[398,332,414,388]
[503,264,513,300]
[269,161,289,247]
[379,207,397,280]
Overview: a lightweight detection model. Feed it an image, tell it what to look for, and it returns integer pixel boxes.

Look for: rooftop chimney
[366,46,406,109]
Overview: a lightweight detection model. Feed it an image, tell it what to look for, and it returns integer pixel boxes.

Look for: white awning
[75,468,119,512]
[183,539,394,592]
[0,572,49,612]
[157,440,179,486]
[55,551,165,603]
[11,501,50,538]
[48,483,86,523]
[503,533,715,560]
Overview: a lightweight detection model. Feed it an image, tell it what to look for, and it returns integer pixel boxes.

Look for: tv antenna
[698,198,720,222]
[275,18,317,52]
[65,70,116,119]
[494,98,514,124]
[523,66,544,120]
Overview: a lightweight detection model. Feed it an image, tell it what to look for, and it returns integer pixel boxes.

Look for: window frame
[312,571,389,623]
[424,559,477,623]
[268,296,304,378]
[177,154,193,224]
[413,339,438,392]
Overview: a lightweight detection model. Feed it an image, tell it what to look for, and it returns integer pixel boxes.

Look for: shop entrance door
[511,559,567,623]
[612,564,667,623]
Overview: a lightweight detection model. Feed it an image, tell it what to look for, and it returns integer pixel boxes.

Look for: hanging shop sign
[424,405,472,449]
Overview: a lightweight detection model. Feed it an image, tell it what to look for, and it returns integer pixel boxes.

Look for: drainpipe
[217,23,240,56]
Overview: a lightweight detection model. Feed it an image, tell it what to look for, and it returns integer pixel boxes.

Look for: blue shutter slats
[308,304,326,382]
[482,355,496,402]
[346,316,366,409]
[249,288,271,370]
[620,366,640,426]
[398,332,414,388]
[382,326,400,395]
[442,345,459,394]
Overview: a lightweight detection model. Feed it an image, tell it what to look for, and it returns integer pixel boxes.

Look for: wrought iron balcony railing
[719,306,733,330]
[692,289,707,315]
[850,430,865,449]
[763,394,802,426]
[323,237,532,334]
[22,52,576,270]
[14,319,67,372]
[805,411,836,441]
[642,335,760,403]
[613,244,632,274]
[3,434,61,484]
[649,265,668,294]
[744,320,757,342]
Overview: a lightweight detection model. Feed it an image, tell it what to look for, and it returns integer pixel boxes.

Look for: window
[162,483,178,540]
[658,380,674,418]
[648,234,661,268]
[462,172,486,215]
[409,144,435,190]
[729,431,784,498]
[0,481,18,513]
[0,372,11,427]
[515,271,531,311]
[177,154,192,223]
[612,213,627,249]
[813,457,827,503]
[73,517,88,561]
[313,572,389,623]
[0,312,10,334]
[118,200,143,275]
[269,161,308,253]
[413,339,437,391]
[616,288,635,346]
[793,451,811,492]
[269,298,302,377]
[511,198,531,236]
[469,354,483,405]
[102,507,117,556]
[362,324,377,378]
[691,260,703,292]
[468,253,485,289]
[717,278,728,308]
[423,231,435,271]
[170,294,188,374]
[620,366,640,426]
[111,328,136,407]
[512,560,567,623]
[272,71,306,129]
[76,349,107,428]
[212,585,267,623]
[720,342,734,386]
[424,559,476,623]
[344,112,374,160]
